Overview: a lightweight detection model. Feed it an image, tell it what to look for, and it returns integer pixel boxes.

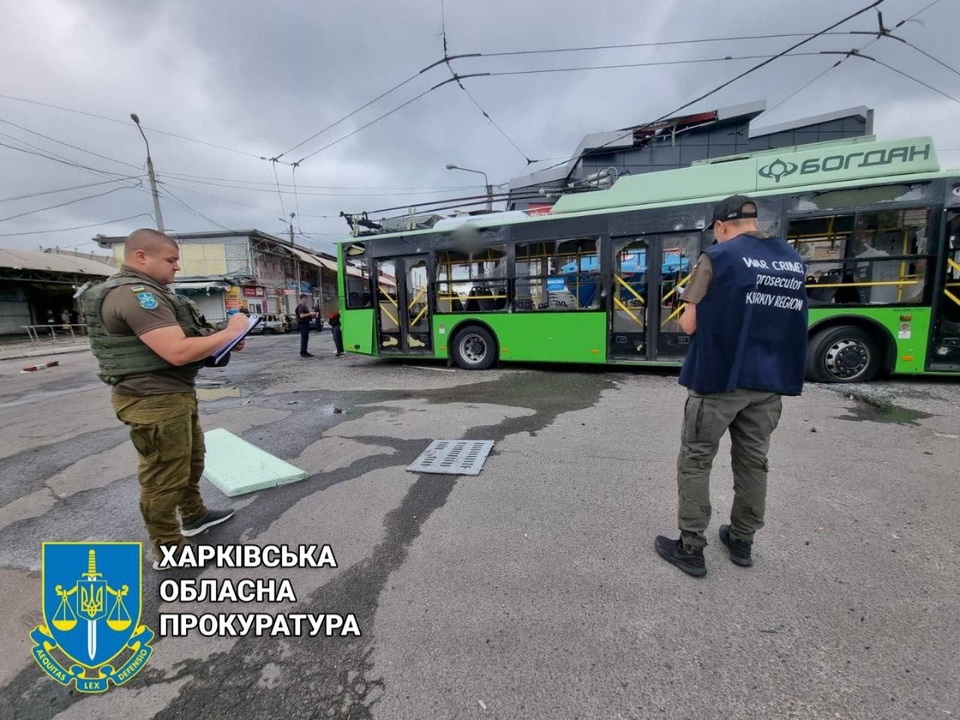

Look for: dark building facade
[507,101,873,210]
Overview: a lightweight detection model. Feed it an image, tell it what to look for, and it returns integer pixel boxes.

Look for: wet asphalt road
[0,332,957,720]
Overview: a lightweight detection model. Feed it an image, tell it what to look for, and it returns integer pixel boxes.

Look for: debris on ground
[22,360,60,372]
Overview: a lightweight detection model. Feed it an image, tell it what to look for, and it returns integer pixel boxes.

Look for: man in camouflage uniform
[83,229,250,569]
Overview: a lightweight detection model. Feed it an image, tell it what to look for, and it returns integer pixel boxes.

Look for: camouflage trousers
[676,388,783,551]
[112,392,208,560]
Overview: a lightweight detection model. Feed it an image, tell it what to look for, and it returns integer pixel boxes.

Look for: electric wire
[467,32,861,59]
[292,164,303,233]
[0,93,265,159]
[897,37,960,79]
[0,139,133,179]
[271,160,286,217]
[759,1,945,119]
[0,184,138,223]
[453,74,532,163]
[155,178,340,218]
[0,116,142,171]
[0,176,145,204]
[0,212,154,237]
[154,174,484,197]
[515,0,886,179]
[158,185,234,231]
[471,52,825,78]
[295,86,437,165]
[276,71,426,160]
[158,170,477,191]
[439,0,537,164]
[850,53,960,104]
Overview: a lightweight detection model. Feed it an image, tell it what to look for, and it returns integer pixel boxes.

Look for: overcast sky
[0,0,958,257]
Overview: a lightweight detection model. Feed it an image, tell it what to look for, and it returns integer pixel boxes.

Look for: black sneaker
[655,535,707,577]
[335,352,345,358]
[181,508,235,538]
[300,352,314,358]
[719,525,753,567]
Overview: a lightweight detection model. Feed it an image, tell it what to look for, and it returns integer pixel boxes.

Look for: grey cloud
[0,0,957,253]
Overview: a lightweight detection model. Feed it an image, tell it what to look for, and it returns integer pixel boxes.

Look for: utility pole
[288,212,296,246]
[130,113,165,232]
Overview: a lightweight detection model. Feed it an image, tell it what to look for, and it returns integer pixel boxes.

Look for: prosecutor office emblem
[31,542,154,693]
[136,291,159,310]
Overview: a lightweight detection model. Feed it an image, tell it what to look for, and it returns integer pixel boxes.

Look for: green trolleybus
[336,134,960,383]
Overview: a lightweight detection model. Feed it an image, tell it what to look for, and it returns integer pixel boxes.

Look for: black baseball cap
[709,194,758,228]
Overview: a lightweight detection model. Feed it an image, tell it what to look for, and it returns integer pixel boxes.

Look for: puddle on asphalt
[197,386,242,401]
[837,393,933,426]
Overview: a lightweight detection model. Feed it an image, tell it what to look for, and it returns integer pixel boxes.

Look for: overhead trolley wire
[0,184,139,223]
[454,52,825,80]
[759,1,948,119]
[898,37,960,79]
[0,176,146,204]
[467,32,862,59]
[0,93,266,160]
[158,179,339,219]
[275,70,427,161]
[832,51,960,105]
[0,212,154,238]
[155,174,478,198]
[158,184,235,232]
[158,170,478,192]
[271,160,286,217]
[291,163,303,233]
[518,0,887,180]
[157,178,295,215]
[0,139,138,179]
[0,116,142,171]
[294,86,440,165]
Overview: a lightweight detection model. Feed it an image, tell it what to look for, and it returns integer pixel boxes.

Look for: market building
[94,229,340,322]
[0,248,115,336]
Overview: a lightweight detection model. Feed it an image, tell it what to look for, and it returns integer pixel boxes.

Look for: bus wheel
[807,325,880,383]
[452,326,496,370]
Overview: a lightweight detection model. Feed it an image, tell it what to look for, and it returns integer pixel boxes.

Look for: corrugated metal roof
[170,281,229,291]
[0,248,116,276]
[286,246,324,268]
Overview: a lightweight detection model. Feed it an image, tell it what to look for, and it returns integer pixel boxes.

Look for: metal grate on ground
[407,440,494,476]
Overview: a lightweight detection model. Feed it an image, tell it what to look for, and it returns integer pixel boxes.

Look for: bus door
[609,233,703,360]
[930,210,960,370]
[610,237,651,359]
[375,255,432,355]
[655,232,702,359]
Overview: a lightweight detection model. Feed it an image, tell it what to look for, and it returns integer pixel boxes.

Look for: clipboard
[212,314,261,364]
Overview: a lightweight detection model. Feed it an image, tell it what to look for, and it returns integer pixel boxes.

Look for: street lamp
[445,164,492,212]
[130,113,165,232]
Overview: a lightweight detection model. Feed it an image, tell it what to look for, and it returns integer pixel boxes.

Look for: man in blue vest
[655,195,808,577]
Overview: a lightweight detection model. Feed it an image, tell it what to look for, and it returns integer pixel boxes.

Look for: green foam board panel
[202,428,308,497]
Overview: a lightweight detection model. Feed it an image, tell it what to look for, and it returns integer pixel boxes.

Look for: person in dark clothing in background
[295,293,317,358]
[328,299,344,358]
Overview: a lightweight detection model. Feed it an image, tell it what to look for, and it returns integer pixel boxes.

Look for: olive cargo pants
[112,392,209,560]
[676,388,783,551]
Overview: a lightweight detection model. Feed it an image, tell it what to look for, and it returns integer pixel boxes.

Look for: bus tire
[451,325,496,370]
[806,325,881,384]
